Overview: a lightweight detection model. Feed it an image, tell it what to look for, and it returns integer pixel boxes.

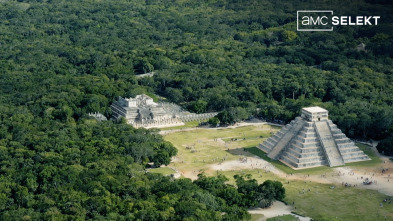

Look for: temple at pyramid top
[259,106,370,169]
[301,106,328,121]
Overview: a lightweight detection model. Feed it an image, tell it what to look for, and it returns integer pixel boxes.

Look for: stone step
[281,155,326,168]
[299,132,317,138]
[284,150,325,163]
[297,156,326,163]
[330,129,343,135]
[273,132,284,139]
[258,144,272,153]
[294,140,320,148]
[283,148,325,161]
[288,144,321,154]
[297,161,326,168]
[337,143,357,148]
[343,155,370,163]
[280,156,298,167]
[339,147,362,153]
[295,136,319,143]
[270,135,281,142]
[268,136,278,144]
[300,128,315,133]
[287,148,301,158]
[264,139,275,147]
[341,151,369,158]
[314,121,344,167]
[337,143,356,149]
[277,130,286,136]
[304,122,314,127]
[282,151,300,162]
[267,118,306,160]
[335,138,351,144]
[333,134,346,139]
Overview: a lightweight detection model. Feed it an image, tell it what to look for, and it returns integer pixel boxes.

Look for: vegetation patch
[266,214,299,221]
[250,213,265,221]
[149,167,176,176]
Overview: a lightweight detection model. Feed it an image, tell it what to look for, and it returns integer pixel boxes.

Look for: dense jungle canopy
[0,0,392,219]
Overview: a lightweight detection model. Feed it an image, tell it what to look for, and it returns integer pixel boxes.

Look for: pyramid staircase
[315,121,344,167]
[266,117,305,159]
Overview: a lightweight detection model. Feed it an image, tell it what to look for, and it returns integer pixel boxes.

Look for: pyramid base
[278,159,330,170]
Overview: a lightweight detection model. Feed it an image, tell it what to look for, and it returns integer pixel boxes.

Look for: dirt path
[249,201,311,221]
[211,158,286,177]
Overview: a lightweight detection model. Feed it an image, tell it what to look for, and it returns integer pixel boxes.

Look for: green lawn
[222,135,266,142]
[149,167,176,176]
[249,214,264,221]
[266,214,299,221]
[283,178,393,221]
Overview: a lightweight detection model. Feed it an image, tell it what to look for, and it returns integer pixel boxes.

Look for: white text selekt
[332,16,380,25]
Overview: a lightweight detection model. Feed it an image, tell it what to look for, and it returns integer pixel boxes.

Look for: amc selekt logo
[297,10,380,31]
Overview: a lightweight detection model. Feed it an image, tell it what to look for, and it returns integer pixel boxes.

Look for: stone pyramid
[259,107,370,169]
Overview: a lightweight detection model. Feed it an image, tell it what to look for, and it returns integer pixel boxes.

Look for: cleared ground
[148,167,176,176]
[161,124,393,221]
[163,124,276,179]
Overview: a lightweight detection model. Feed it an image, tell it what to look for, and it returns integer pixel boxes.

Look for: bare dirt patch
[211,158,286,177]
[249,201,311,221]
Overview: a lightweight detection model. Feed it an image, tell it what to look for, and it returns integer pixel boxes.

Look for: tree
[259,180,285,203]
[135,58,154,74]
[216,111,234,125]
[229,107,249,122]
[208,117,220,127]
[151,142,178,167]
[234,174,259,207]
[189,99,207,114]
[280,30,298,42]
[377,136,393,156]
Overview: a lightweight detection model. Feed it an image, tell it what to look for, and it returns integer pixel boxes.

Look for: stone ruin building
[88,112,107,121]
[111,94,217,128]
[259,106,370,169]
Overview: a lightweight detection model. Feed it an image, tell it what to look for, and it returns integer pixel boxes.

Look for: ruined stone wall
[177,113,218,122]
